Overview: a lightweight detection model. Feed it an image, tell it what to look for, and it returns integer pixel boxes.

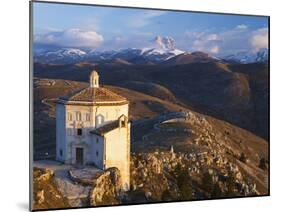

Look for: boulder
[90,168,122,206]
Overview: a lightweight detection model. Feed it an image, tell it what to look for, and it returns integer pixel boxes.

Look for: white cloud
[206,33,220,41]
[250,27,268,51]
[236,24,248,30]
[34,28,104,49]
[184,25,268,56]
[185,31,222,54]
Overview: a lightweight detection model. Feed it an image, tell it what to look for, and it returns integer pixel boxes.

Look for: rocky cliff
[89,168,123,206]
[33,167,70,210]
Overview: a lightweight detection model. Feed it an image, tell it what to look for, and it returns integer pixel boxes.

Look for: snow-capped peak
[139,35,185,58]
[154,35,176,51]
[45,48,86,57]
[34,36,186,64]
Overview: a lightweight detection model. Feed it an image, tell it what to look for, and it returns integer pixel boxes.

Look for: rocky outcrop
[89,167,123,206]
[33,165,124,209]
[130,149,258,202]
[33,167,70,210]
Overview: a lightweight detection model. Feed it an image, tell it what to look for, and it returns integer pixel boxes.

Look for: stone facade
[56,70,130,190]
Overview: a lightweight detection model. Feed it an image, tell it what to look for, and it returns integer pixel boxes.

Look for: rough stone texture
[33,109,267,208]
[34,161,94,207]
[54,175,91,207]
[33,162,124,208]
[90,167,123,206]
[69,167,104,185]
[33,167,70,210]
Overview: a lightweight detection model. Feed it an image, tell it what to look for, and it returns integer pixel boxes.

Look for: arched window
[96,114,104,126]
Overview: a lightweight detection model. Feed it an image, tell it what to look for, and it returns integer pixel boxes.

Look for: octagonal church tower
[56,70,130,190]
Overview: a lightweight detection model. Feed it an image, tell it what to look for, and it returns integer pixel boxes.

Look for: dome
[57,69,128,106]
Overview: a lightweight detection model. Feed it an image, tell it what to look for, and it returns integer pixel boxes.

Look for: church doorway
[76,147,84,165]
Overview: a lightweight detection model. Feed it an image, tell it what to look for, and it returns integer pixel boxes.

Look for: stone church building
[56,70,130,190]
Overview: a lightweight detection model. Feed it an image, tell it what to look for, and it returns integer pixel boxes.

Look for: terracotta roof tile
[61,87,127,103]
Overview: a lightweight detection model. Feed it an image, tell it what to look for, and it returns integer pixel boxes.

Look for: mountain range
[34,36,268,65]
[223,48,268,64]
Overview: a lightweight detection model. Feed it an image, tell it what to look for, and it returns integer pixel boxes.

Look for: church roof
[59,86,127,105]
[90,120,120,136]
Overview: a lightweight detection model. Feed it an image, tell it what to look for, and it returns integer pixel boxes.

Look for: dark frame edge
[29,1,34,211]
[267,15,270,196]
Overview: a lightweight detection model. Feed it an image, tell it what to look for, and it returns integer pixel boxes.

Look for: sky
[33,2,269,56]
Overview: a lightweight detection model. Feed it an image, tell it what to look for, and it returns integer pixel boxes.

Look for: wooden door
[76,147,83,165]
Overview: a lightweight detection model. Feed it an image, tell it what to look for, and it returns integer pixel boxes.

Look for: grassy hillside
[33,78,268,196]
[34,61,269,140]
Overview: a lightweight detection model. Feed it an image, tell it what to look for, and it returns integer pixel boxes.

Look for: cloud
[100,33,153,51]
[206,33,220,41]
[34,28,104,49]
[129,11,167,28]
[185,31,222,54]
[210,46,220,54]
[184,25,268,56]
[236,24,248,30]
[250,27,268,51]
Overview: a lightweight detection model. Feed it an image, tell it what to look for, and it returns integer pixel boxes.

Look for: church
[56,70,130,190]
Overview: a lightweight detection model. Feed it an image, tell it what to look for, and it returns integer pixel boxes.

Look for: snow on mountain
[34,36,185,64]
[256,48,268,62]
[154,35,176,51]
[35,48,87,64]
[223,49,268,64]
[135,36,185,61]
[45,48,86,57]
